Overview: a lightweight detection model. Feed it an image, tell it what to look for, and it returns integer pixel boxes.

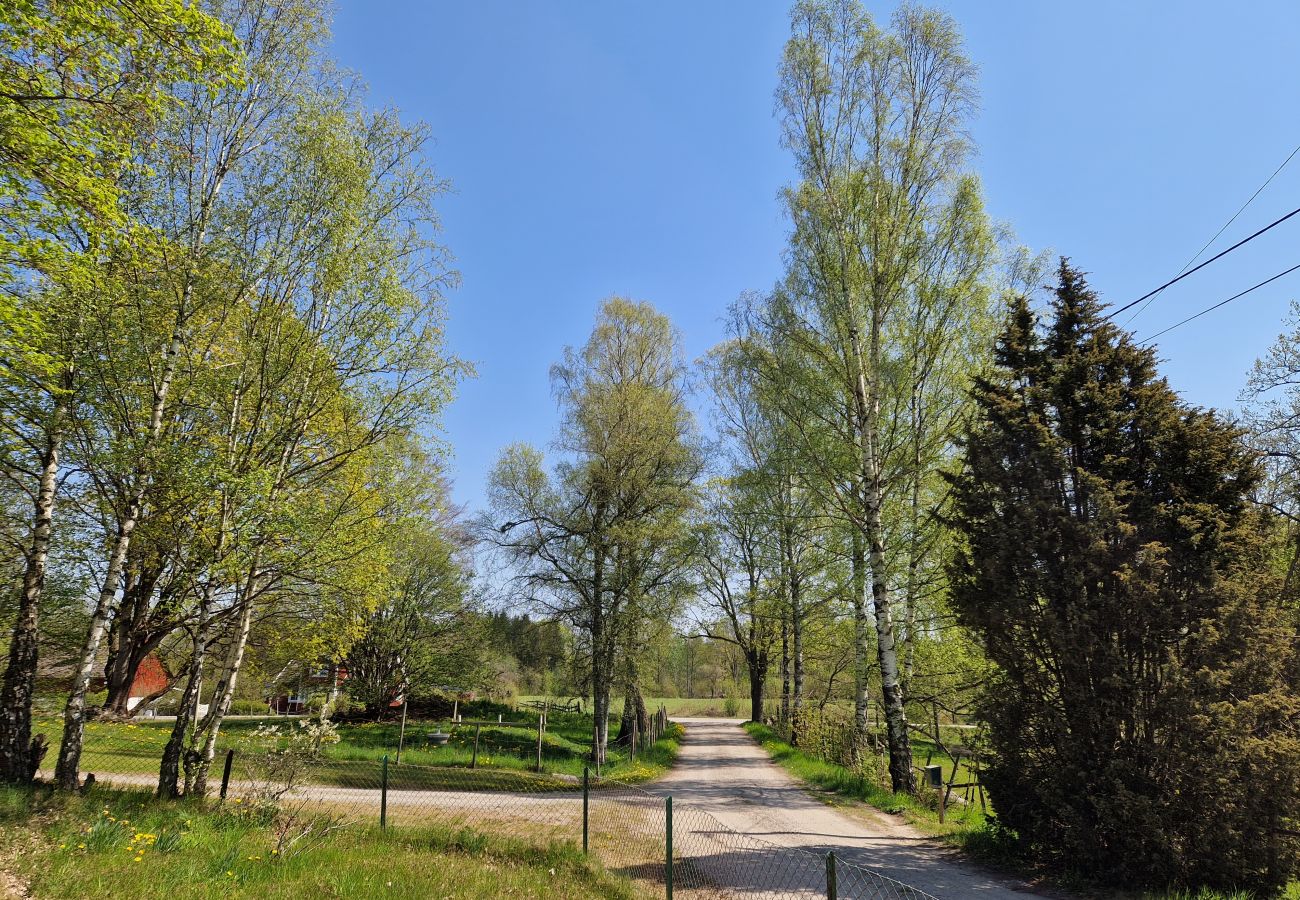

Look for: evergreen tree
[947,261,1300,892]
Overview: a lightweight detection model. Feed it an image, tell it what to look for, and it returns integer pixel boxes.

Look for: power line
[1123,142,1300,327]
[1107,203,1300,320]
[1137,262,1300,345]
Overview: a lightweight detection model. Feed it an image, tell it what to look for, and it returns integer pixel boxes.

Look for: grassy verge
[741,722,994,850]
[742,723,1300,900]
[0,784,641,899]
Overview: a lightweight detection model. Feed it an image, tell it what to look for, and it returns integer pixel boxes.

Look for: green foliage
[947,262,1300,893]
[345,514,480,715]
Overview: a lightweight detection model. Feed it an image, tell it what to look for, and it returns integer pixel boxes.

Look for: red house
[126,654,171,711]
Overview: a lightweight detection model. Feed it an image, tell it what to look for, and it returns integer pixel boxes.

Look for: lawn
[517,695,742,718]
[34,711,683,791]
[0,784,642,899]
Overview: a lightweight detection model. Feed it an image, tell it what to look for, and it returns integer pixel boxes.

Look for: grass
[0,784,643,899]
[517,695,742,718]
[34,712,683,789]
[742,723,1300,900]
[741,722,993,848]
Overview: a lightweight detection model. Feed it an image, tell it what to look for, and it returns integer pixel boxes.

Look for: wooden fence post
[471,723,481,769]
[826,852,837,900]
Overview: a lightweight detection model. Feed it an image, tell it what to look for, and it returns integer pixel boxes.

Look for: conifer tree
[948,260,1300,892]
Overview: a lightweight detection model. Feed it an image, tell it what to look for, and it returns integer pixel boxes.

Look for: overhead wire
[1122,143,1300,328]
[1107,203,1300,320]
[1137,263,1300,346]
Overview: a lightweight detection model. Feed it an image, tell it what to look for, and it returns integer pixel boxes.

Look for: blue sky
[330,1,1300,514]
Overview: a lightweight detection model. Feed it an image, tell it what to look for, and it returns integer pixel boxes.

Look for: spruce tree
[948,260,1300,892]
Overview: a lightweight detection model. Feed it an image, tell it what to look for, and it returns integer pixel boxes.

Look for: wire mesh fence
[62,719,939,900]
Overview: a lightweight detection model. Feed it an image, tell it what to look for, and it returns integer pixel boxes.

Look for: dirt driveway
[651,717,1050,900]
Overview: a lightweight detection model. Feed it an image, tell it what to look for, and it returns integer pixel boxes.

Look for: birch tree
[0,0,235,785]
[760,0,996,792]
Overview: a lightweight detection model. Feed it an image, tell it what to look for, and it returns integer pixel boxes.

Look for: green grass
[741,722,993,847]
[517,695,741,718]
[742,723,1300,900]
[35,713,683,789]
[0,784,642,899]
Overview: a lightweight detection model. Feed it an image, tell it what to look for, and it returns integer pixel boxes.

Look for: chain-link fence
[61,718,939,900]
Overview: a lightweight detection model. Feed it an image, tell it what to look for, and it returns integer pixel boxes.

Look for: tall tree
[755,0,996,792]
[488,298,698,767]
[948,262,1300,892]
[691,478,776,723]
[0,0,236,785]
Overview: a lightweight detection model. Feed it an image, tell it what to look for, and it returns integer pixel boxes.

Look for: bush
[722,696,739,717]
[230,700,269,715]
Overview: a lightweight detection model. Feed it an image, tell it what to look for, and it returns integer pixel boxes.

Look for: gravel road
[652,717,1051,900]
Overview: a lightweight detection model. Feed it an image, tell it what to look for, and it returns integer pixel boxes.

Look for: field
[516,696,742,718]
[0,784,642,900]
[34,708,681,791]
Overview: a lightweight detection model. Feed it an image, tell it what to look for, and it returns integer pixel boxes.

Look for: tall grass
[0,785,641,899]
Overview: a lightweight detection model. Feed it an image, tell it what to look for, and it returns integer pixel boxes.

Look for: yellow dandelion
[133,856,143,863]
[77,843,86,850]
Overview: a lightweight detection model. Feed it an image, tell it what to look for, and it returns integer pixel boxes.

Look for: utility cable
[1137,263,1300,345]
[1108,204,1300,320]
[1123,142,1300,327]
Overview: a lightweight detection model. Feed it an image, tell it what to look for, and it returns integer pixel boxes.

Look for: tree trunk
[780,615,790,732]
[102,566,166,716]
[617,679,648,746]
[851,529,870,737]
[54,499,139,789]
[0,402,65,784]
[158,584,214,797]
[867,495,915,793]
[747,658,764,723]
[188,582,255,796]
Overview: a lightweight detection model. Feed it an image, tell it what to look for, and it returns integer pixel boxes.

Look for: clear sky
[329,1,1300,515]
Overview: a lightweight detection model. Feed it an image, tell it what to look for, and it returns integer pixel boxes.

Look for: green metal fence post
[219,749,234,800]
[826,851,837,900]
[582,766,590,855]
[665,795,673,900]
[380,754,389,830]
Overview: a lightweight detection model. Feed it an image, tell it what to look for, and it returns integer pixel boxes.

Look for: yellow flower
[77,844,86,850]
[133,856,143,863]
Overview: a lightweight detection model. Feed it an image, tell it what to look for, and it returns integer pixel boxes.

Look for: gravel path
[653,718,1051,900]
